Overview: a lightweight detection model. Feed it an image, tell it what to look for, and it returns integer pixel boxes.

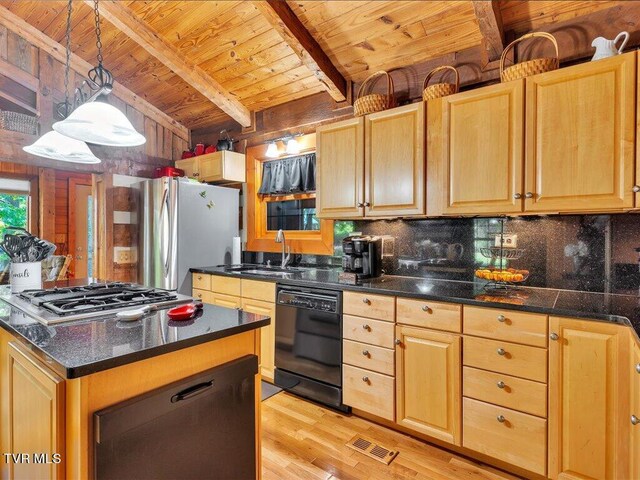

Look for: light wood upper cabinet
[395,325,461,445]
[8,342,65,480]
[316,117,365,219]
[525,52,636,212]
[548,317,631,480]
[427,80,524,216]
[365,103,425,217]
[176,151,246,183]
[631,338,640,480]
[175,157,198,178]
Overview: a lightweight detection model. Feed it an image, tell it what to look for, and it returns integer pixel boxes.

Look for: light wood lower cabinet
[395,325,461,445]
[213,293,241,309]
[343,364,394,421]
[631,338,640,480]
[242,298,276,382]
[8,342,65,480]
[548,317,631,480]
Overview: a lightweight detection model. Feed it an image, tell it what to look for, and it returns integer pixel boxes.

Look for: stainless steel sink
[223,265,306,278]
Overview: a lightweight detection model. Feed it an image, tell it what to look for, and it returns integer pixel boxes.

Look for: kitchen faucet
[275,229,291,268]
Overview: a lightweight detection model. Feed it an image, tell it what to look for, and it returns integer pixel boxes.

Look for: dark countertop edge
[0,316,270,380]
[190,267,637,336]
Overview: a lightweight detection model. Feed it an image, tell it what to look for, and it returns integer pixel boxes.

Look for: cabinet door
[213,293,241,309]
[365,103,425,217]
[525,53,636,212]
[429,81,524,215]
[631,339,640,480]
[199,153,224,182]
[175,157,199,179]
[316,117,364,218]
[548,317,631,480]
[8,342,64,480]
[241,299,276,382]
[396,325,461,445]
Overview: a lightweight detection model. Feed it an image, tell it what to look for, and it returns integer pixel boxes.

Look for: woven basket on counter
[0,110,38,135]
[500,32,559,82]
[422,65,459,101]
[354,70,395,117]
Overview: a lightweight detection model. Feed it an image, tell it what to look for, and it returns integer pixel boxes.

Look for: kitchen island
[0,282,270,480]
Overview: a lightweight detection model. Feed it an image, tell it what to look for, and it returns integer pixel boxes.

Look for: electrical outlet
[495,234,518,248]
[114,247,137,264]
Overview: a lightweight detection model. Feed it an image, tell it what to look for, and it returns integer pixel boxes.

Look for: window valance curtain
[258,153,316,195]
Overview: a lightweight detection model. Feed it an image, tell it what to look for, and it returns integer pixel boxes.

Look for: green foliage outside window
[0,193,28,261]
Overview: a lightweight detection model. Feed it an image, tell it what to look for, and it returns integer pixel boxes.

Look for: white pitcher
[591,31,629,61]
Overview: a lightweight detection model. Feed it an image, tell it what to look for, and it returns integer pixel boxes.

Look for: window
[0,178,31,265]
[266,199,319,231]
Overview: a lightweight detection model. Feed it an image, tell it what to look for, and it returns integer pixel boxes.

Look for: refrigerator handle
[159,185,175,285]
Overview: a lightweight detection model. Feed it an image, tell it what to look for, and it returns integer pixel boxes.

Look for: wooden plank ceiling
[0,0,627,130]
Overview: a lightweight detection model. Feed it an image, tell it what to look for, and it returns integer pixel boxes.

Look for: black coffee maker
[341,236,383,281]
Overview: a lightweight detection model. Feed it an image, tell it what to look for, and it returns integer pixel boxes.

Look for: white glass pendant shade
[23,131,101,164]
[285,138,300,155]
[53,101,146,147]
[265,142,279,158]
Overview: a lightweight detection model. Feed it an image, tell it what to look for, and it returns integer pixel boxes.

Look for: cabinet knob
[632,415,639,426]
[525,192,534,199]
[193,173,200,177]
[550,333,559,341]
[633,186,640,193]
[197,293,202,299]
[497,415,506,423]
[364,202,371,207]
[497,381,506,389]
[362,298,371,305]
[497,314,506,323]
[636,363,640,374]
[197,275,202,280]
[362,324,371,331]
[497,348,506,356]
[395,338,402,346]
[513,193,522,200]
[422,305,431,312]
[357,202,364,208]
[362,350,370,357]
[362,376,370,383]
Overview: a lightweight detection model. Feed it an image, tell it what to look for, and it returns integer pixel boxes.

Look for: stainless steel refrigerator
[135,177,239,294]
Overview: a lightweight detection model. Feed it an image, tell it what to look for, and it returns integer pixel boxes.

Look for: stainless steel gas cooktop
[2,282,193,325]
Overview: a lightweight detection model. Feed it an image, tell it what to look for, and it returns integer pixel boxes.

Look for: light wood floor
[262,392,522,480]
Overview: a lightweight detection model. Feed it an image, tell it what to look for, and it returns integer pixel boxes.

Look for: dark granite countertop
[191,265,640,339]
[0,292,270,379]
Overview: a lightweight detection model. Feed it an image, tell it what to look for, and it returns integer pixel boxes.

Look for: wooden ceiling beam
[252,0,348,103]
[91,0,253,127]
[472,0,505,61]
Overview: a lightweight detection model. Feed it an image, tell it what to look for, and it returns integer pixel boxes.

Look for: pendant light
[53,0,145,147]
[23,0,101,164]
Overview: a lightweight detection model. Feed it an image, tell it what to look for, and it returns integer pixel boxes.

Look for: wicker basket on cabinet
[500,32,559,82]
[0,110,38,135]
[353,70,395,117]
[422,65,460,101]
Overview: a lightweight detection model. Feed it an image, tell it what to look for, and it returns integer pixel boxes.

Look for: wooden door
[175,157,200,179]
[429,81,524,215]
[316,117,365,219]
[8,342,64,480]
[241,298,276,382]
[548,317,631,480]
[365,103,425,217]
[525,52,636,212]
[395,325,461,445]
[631,339,640,480]
[68,179,93,279]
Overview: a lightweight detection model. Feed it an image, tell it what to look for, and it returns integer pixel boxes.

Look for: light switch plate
[495,234,518,248]
[114,247,137,264]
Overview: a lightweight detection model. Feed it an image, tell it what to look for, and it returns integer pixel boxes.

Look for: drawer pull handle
[362,350,370,357]
[497,348,506,356]
[362,376,370,383]
[632,415,639,425]
[497,381,506,389]
[197,275,202,280]
[362,298,371,305]
[497,314,506,322]
[497,415,506,423]
[362,324,371,331]
[422,305,430,312]
[550,333,559,341]
[635,363,640,374]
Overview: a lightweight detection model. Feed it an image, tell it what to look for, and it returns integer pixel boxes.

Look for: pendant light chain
[63,0,73,118]
[93,0,104,67]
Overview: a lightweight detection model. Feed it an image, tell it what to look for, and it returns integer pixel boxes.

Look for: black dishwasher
[94,355,257,480]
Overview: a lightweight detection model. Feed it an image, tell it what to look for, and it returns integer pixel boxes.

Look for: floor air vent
[346,435,398,465]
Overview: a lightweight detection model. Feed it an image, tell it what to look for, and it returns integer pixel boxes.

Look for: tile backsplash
[244,214,640,295]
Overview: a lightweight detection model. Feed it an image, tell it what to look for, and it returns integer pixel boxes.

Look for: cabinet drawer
[213,293,241,309]
[241,279,275,303]
[343,364,394,420]
[343,340,394,376]
[463,367,547,418]
[211,276,241,297]
[343,292,395,321]
[192,273,211,290]
[343,315,395,348]
[463,306,548,347]
[192,289,213,303]
[396,298,461,332]
[463,336,547,383]
[463,397,546,475]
